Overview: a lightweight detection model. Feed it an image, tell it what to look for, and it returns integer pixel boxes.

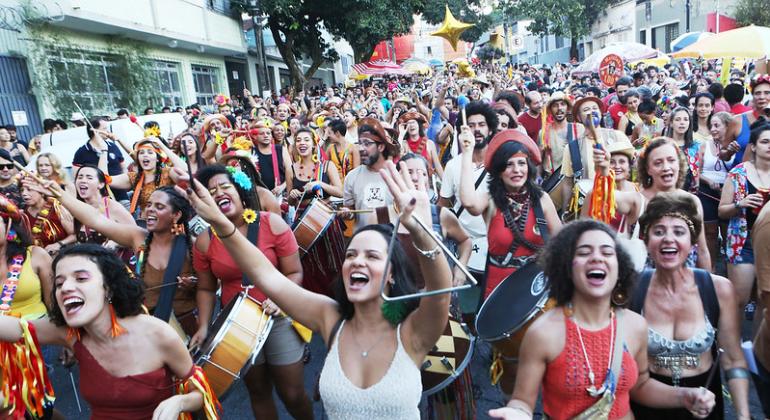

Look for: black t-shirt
[254,145,285,191]
[72,141,128,201]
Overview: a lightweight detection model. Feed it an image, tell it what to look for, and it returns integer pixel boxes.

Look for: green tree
[734,0,770,27]
[504,0,611,59]
[327,0,423,64]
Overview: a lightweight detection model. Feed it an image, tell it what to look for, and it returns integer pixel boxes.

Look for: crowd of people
[0,57,769,420]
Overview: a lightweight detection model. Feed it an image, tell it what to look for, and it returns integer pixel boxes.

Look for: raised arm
[458,126,489,216]
[40,182,146,249]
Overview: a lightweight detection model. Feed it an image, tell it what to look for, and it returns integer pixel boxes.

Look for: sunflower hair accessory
[143,126,161,138]
[242,208,257,224]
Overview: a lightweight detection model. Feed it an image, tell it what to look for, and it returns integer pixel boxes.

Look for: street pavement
[48,327,766,419]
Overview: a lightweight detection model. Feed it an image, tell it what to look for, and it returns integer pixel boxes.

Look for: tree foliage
[734,0,770,28]
[327,0,423,64]
[422,0,499,43]
[504,0,611,59]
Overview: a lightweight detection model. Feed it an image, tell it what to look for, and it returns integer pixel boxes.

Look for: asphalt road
[48,329,766,419]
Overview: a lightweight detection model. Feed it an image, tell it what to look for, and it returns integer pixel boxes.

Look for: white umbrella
[573,42,659,76]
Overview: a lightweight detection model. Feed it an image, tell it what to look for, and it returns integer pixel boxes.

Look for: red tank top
[75,341,175,419]
[484,206,544,297]
[542,315,638,420]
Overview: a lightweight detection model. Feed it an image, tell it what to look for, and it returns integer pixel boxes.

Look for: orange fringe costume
[177,366,221,420]
[0,319,55,419]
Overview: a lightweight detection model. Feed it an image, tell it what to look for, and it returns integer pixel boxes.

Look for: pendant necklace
[352,326,389,358]
[571,304,615,397]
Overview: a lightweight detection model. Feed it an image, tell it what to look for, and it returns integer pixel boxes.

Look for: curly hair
[488,141,543,210]
[332,224,419,323]
[637,192,702,245]
[48,243,145,326]
[540,220,636,308]
[196,164,262,212]
[291,127,319,163]
[636,137,688,189]
[456,101,499,138]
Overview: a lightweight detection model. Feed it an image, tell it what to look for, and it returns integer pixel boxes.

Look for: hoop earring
[611,287,629,307]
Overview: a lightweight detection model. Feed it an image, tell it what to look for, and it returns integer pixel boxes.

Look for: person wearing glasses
[0,153,22,207]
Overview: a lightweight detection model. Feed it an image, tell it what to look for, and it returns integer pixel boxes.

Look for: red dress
[542,315,638,420]
[75,340,175,419]
[485,206,544,297]
[193,211,299,305]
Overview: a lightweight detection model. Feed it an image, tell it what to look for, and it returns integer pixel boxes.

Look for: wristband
[725,367,751,380]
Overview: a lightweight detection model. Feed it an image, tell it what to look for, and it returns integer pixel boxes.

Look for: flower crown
[143,126,161,138]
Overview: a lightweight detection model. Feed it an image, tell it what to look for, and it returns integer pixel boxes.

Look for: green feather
[380,300,408,326]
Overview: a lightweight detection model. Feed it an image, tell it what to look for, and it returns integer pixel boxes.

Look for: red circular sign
[599,54,624,87]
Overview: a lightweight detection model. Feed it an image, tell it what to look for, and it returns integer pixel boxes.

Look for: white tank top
[319,321,421,419]
[701,140,733,185]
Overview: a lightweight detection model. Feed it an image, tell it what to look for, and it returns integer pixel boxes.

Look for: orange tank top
[542,314,638,420]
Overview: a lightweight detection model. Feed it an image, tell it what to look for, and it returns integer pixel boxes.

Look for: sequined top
[647,316,716,358]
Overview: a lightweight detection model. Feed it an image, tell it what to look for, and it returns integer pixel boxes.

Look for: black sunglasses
[0,164,14,170]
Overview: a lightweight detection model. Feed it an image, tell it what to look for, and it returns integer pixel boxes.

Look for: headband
[643,211,696,240]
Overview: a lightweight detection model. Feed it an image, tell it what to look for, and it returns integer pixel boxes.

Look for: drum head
[293,199,336,251]
[421,317,475,396]
[475,262,550,341]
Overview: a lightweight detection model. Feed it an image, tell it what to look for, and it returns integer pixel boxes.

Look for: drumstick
[462,106,467,126]
[68,368,82,413]
[180,134,196,188]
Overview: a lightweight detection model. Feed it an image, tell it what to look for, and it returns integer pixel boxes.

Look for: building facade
[635,0,737,52]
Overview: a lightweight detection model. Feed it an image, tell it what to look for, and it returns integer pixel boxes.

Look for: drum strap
[241,216,261,288]
[153,235,188,322]
[455,169,487,218]
[569,138,583,180]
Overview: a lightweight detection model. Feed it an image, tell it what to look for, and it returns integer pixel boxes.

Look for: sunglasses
[0,164,14,170]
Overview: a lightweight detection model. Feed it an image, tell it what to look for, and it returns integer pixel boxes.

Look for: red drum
[294,199,345,296]
[292,199,336,256]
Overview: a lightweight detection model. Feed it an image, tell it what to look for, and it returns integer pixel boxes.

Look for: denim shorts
[740,236,755,264]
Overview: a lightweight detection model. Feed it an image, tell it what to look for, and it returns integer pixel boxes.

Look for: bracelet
[725,367,751,380]
[218,224,238,239]
[412,242,441,260]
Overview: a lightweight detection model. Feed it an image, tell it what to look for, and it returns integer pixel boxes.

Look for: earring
[646,176,652,186]
[66,327,81,342]
[611,287,629,307]
[108,300,126,338]
[171,223,185,236]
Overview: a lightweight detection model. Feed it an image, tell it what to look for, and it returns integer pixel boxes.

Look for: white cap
[70,112,85,121]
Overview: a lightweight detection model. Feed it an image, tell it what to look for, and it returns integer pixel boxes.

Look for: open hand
[379,160,430,234]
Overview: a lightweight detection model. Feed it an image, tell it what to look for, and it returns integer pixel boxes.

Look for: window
[639,29,646,44]
[664,23,679,53]
[427,46,433,56]
[191,65,220,105]
[47,49,124,113]
[153,61,182,107]
[341,55,351,74]
[555,37,564,49]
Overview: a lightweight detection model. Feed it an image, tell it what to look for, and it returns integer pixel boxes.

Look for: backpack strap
[430,205,443,239]
[455,169,487,218]
[693,269,720,329]
[629,269,654,314]
[531,196,549,243]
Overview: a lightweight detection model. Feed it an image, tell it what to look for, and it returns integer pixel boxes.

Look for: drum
[422,316,476,420]
[542,166,566,210]
[300,217,346,296]
[292,199,336,256]
[192,292,273,397]
[476,262,556,360]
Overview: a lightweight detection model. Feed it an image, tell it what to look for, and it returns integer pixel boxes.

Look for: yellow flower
[40,209,49,216]
[32,226,42,234]
[242,208,257,224]
[232,136,252,151]
[214,131,225,145]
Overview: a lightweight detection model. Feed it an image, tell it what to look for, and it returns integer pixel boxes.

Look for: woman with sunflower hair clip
[288,127,342,208]
[187,163,313,420]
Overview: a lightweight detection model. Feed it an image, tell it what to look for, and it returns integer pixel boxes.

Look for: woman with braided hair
[38,180,199,336]
[106,138,186,220]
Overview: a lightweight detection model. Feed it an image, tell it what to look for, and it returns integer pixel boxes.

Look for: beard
[473,131,492,150]
[365,148,381,166]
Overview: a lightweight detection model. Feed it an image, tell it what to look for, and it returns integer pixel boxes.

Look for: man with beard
[342,118,400,230]
[438,101,498,325]
[537,91,583,175]
[517,90,543,141]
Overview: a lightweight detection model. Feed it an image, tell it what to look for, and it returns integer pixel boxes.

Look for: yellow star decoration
[431,5,474,51]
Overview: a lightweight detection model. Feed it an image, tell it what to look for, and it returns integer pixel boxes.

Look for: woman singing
[181,159,451,419]
[489,220,716,420]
